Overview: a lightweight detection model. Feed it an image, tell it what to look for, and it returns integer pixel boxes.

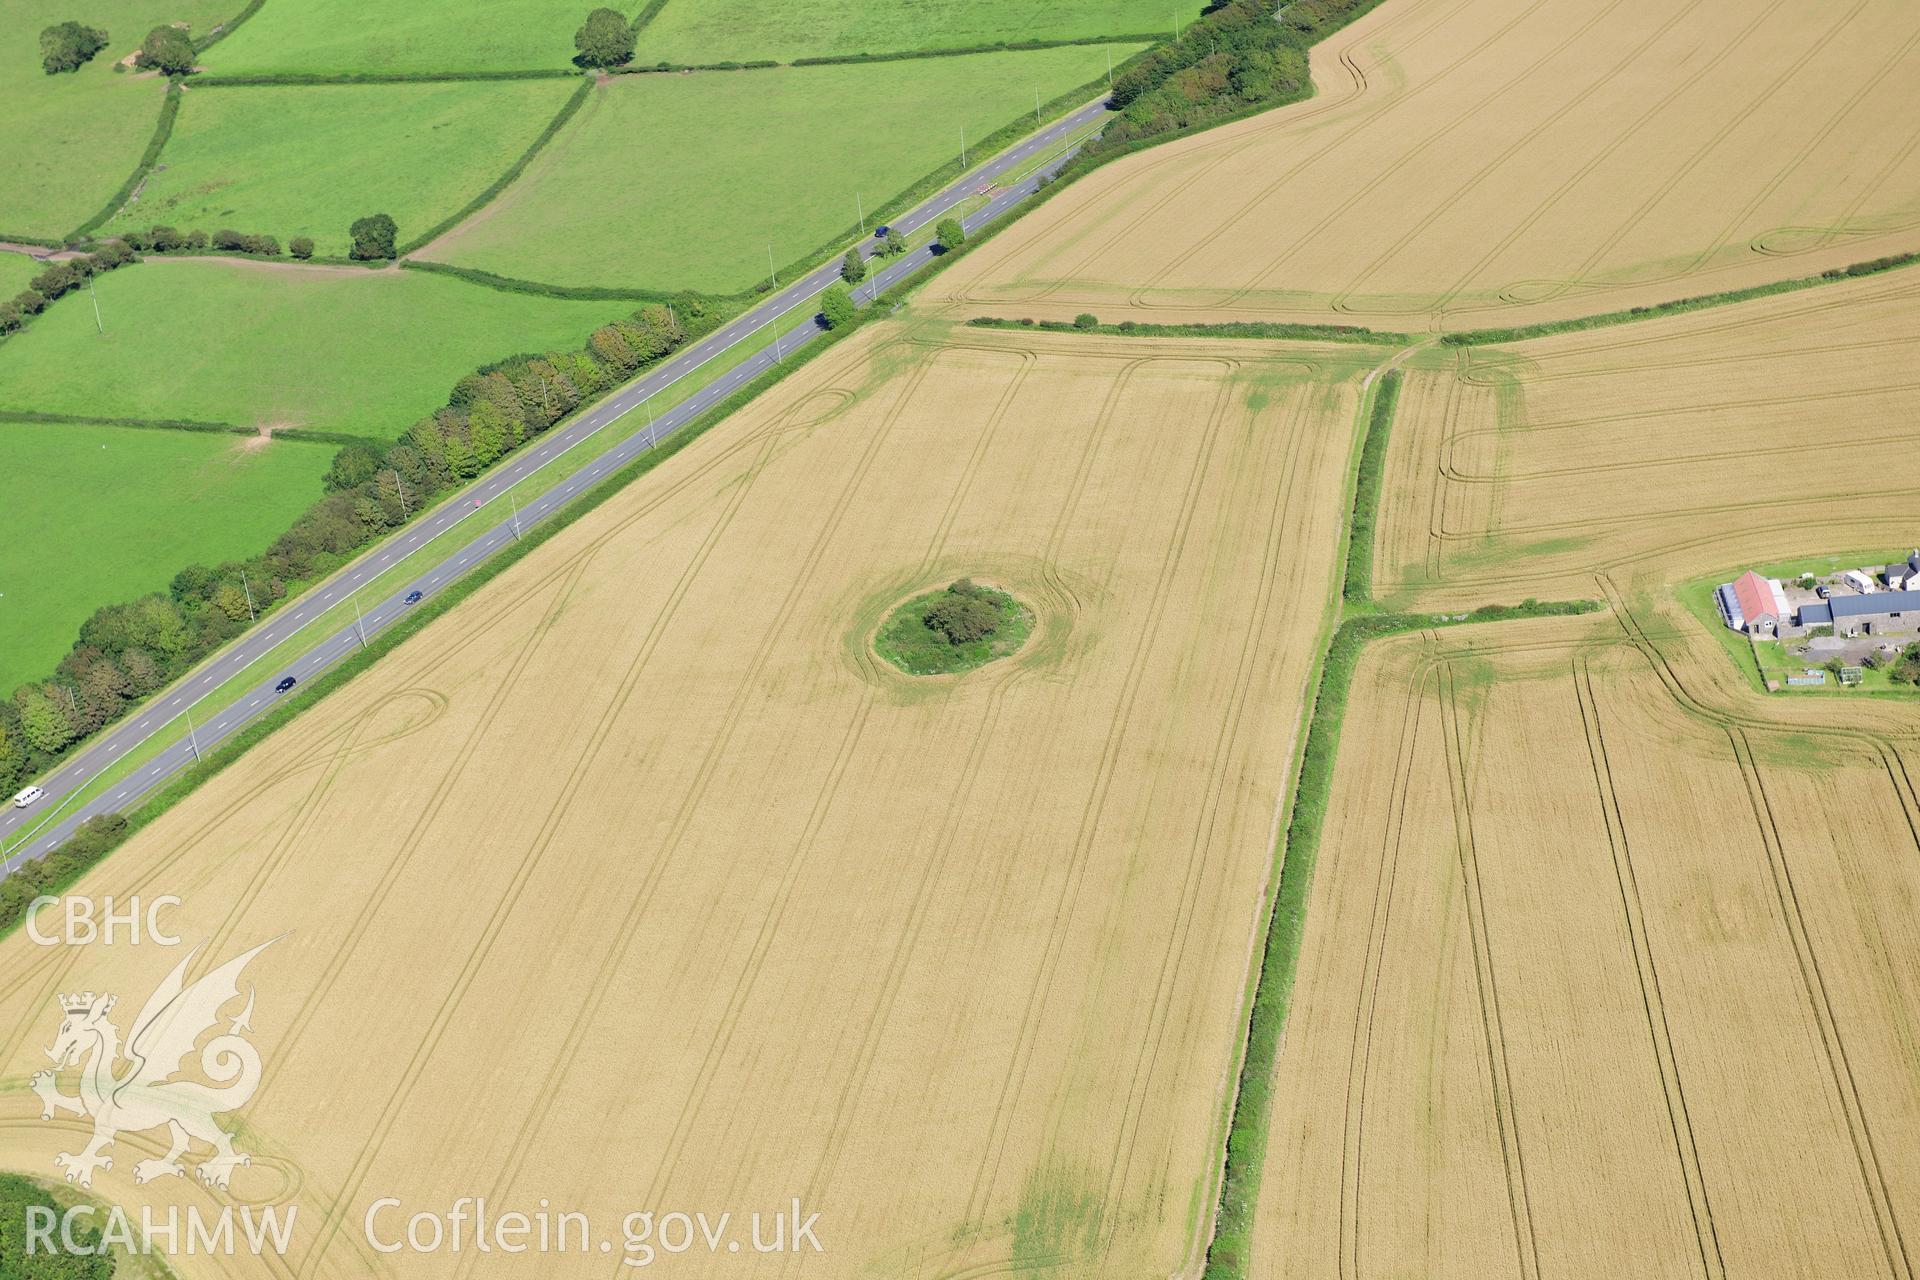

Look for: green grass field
[0,0,238,238]
[101,78,579,255]
[0,258,635,438]
[202,0,590,75]
[427,45,1139,293]
[0,420,334,691]
[635,0,1174,63]
[0,255,43,297]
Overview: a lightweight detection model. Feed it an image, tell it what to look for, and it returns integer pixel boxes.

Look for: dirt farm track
[0,324,1378,1279]
[931,0,1920,330]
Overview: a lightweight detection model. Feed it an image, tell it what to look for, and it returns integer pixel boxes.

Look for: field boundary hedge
[1,408,238,434]
[68,81,182,241]
[629,0,671,38]
[397,78,594,256]
[965,314,1414,344]
[789,34,1165,66]
[192,0,267,53]
[1342,370,1400,605]
[0,409,379,445]
[398,258,684,303]
[193,68,581,86]
[1202,593,1600,1277]
[1443,251,1920,345]
[611,58,778,74]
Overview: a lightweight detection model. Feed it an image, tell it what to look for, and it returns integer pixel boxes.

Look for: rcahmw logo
[34,938,275,1190]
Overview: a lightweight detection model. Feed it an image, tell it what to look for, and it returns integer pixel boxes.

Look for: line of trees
[120,223,282,257]
[0,295,713,798]
[0,241,136,336]
[1074,0,1387,174]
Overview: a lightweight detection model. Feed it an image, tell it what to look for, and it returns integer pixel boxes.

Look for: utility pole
[960,126,968,169]
[1107,49,1113,91]
[766,242,777,290]
[1035,87,1042,128]
[239,566,256,621]
[645,398,657,449]
[61,687,78,716]
[351,594,368,648]
[509,490,522,539]
[856,192,866,236]
[388,469,409,518]
[88,274,103,335]
[772,324,784,364]
[184,708,201,762]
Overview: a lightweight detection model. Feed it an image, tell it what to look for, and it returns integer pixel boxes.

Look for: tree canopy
[40,21,108,74]
[935,217,966,251]
[134,23,194,74]
[349,213,398,261]
[574,8,635,68]
[819,286,856,330]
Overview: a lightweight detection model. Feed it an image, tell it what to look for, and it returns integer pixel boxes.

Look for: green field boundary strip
[193,0,269,53]
[68,81,183,241]
[787,34,1168,66]
[1199,344,1597,1278]
[1342,369,1401,605]
[629,0,672,38]
[0,409,382,445]
[191,69,583,86]
[397,258,686,303]
[0,409,239,433]
[966,315,1419,344]
[396,77,595,256]
[1442,250,1920,345]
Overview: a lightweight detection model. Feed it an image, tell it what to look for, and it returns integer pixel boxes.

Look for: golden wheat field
[1372,266,1920,611]
[0,321,1385,1279]
[1251,610,1920,1280]
[931,0,1920,330]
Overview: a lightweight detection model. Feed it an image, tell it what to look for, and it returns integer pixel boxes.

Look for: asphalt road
[0,98,1109,869]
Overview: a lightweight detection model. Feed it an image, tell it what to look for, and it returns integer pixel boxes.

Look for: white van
[12,785,45,808]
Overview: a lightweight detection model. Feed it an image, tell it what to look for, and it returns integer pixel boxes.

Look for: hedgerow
[397,78,594,255]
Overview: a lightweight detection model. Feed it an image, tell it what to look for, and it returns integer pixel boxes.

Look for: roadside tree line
[0,294,714,798]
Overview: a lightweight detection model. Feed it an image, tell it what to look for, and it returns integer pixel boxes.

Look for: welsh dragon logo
[33,939,274,1191]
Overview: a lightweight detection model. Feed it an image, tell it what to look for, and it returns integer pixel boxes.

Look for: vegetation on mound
[875,579,1032,675]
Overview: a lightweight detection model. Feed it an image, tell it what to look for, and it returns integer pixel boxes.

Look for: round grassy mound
[874,578,1033,676]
